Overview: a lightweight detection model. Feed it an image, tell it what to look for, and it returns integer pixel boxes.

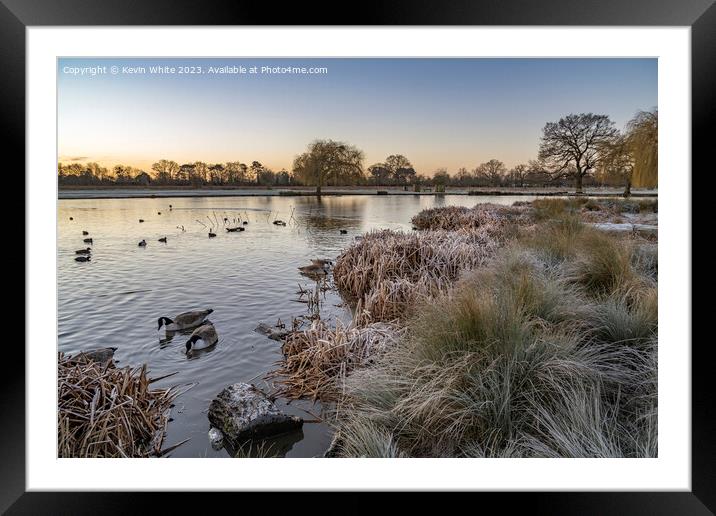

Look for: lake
[57,194,541,457]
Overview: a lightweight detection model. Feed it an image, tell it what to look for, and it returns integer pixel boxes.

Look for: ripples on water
[57,194,536,457]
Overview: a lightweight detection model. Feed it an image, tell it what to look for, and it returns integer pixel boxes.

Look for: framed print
[7,0,711,512]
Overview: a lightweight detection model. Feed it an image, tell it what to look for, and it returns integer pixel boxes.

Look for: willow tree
[538,113,618,194]
[293,139,364,195]
[626,109,658,188]
[599,109,658,195]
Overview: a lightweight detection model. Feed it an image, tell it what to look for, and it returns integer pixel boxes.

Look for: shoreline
[58,186,658,200]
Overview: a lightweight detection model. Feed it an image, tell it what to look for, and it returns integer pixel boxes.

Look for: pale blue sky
[58,58,657,174]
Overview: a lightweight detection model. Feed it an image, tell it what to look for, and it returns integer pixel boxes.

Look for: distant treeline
[59,109,657,192]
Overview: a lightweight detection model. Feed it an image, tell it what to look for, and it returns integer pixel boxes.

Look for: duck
[158,237,167,243]
[311,258,333,267]
[225,227,245,232]
[157,212,162,215]
[208,231,217,238]
[74,256,91,262]
[273,220,287,226]
[83,238,93,244]
[75,247,91,255]
[138,239,147,247]
[69,217,74,221]
[339,229,348,234]
[242,221,248,225]
[158,308,213,331]
[82,230,89,235]
[298,263,329,276]
[185,322,218,353]
[139,219,145,223]
[169,204,173,210]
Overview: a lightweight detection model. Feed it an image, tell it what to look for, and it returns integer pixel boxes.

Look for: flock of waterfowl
[69,203,352,264]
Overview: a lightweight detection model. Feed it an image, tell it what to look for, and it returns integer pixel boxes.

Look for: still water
[58,194,538,457]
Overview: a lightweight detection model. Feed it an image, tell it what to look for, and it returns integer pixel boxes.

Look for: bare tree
[475,159,507,187]
[538,113,618,194]
[384,154,415,184]
[292,139,364,195]
[151,159,179,184]
[368,163,391,185]
[507,163,528,187]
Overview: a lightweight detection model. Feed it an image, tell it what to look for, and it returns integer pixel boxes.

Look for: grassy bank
[273,198,658,458]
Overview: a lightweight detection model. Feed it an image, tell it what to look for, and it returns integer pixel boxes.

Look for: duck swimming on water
[74,256,91,262]
[138,239,147,247]
[75,247,91,255]
[158,308,214,331]
[185,322,218,353]
[82,230,89,235]
[83,238,93,244]
[298,263,330,276]
[158,237,167,243]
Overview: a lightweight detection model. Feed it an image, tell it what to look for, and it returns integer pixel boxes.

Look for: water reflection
[226,428,305,458]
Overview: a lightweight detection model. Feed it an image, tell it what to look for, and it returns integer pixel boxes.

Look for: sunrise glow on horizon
[58,57,657,175]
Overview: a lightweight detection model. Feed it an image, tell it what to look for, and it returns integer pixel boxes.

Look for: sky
[57,58,657,175]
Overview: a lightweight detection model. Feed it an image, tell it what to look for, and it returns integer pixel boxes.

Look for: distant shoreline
[58,186,658,200]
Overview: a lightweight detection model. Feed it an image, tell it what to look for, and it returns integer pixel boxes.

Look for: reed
[266,318,405,402]
[333,226,506,322]
[58,353,181,458]
[410,203,525,231]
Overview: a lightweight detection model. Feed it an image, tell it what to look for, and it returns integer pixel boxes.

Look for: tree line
[58,108,657,193]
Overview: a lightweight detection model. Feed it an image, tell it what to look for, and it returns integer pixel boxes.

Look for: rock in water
[208,427,224,450]
[208,383,303,445]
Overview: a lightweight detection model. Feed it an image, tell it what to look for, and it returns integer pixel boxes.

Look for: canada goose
[83,238,93,244]
[298,263,329,275]
[208,232,217,238]
[340,229,348,234]
[75,247,91,255]
[158,308,213,331]
[75,256,91,262]
[82,230,89,235]
[185,322,218,353]
[138,239,147,247]
[139,219,145,223]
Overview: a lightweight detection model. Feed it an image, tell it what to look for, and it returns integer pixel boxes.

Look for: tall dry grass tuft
[58,353,180,458]
[266,318,405,402]
[410,203,525,231]
[333,226,507,322]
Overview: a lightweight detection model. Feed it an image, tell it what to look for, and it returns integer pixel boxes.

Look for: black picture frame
[7,0,710,512]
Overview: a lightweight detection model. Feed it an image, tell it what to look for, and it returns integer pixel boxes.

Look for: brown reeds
[266,318,405,402]
[333,225,508,321]
[58,353,181,458]
[410,203,526,231]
